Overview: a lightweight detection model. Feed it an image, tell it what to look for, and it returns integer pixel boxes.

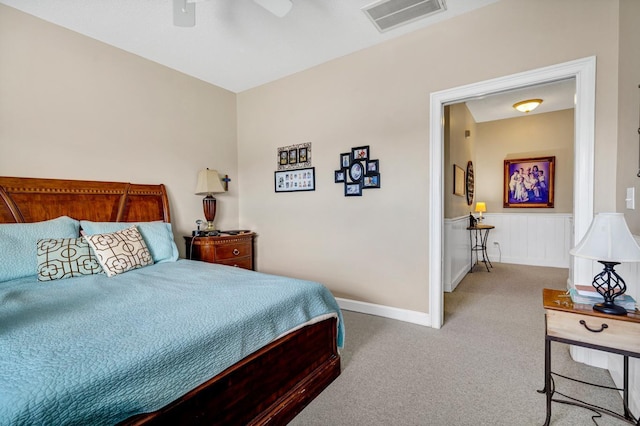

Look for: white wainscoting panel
[482,213,572,268]
[443,216,471,292]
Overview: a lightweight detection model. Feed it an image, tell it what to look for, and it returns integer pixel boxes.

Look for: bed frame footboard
[122,317,340,426]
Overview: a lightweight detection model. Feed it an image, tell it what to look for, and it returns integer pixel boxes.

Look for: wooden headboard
[0,176,170,224]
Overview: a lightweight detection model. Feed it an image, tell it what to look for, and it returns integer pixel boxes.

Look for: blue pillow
[80,221,179,264]
[0,216,80,282]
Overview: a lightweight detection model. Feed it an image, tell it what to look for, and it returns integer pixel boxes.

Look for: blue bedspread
[0,260,344,425]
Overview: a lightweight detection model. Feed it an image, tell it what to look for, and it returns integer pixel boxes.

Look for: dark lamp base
[593,302,627,316]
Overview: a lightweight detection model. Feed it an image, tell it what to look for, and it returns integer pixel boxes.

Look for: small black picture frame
[275,167,315,192]
[363,173,380,189]
[279,150,288,166]
[366,159,379,173]
[289,149,298,164]
[345,183,362,196]
[335,170,345,183]
[341,153,351,168]
[352,146,369,161]
[299,147,308,163]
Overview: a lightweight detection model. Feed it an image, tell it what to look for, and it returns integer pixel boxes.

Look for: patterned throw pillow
[84,226,153,277]
[37,237,103,281]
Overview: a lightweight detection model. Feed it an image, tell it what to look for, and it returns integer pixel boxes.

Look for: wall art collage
[334,145,380,197]
[275,142,315,193]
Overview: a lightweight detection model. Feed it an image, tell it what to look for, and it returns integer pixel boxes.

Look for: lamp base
[593,302,627,316]
[202,195,217,232]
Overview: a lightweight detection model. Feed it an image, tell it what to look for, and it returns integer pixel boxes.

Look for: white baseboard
[448,264,468,293]
[336,297,430,326]
[569,346,609,369]
[493,255,570,269]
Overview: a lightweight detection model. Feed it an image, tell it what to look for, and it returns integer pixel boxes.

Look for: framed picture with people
[503,156,555,208]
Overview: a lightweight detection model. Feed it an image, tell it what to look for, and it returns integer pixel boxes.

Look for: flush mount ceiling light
[513,99,543,113]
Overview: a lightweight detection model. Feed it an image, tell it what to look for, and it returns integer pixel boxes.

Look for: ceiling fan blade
[253,0,293,17]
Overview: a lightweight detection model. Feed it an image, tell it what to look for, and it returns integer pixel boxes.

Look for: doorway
[428,57,596,329]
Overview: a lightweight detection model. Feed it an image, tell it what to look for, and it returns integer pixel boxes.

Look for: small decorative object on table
[570,213,640,315]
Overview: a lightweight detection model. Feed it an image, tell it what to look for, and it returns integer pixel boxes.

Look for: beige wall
[444,104,476,218]
[237,0,622,313]
[0,5,239,253]
[474,109,575,214]
[617,0,640,234]
[1,1,631,315]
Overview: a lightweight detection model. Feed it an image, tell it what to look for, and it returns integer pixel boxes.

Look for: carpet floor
[290,263,631,425]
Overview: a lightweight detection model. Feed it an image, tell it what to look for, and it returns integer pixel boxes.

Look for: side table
[539,288,640,425]
[467,224,494,272]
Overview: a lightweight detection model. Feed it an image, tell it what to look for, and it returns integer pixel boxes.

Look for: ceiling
[1,0,575,121]
[465,79,576,123]
[0,0,498,93]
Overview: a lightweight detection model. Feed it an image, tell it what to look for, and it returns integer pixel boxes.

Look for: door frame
[428,56,596,328]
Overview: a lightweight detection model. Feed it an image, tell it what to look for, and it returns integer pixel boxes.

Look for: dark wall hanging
[334,145,380,196]
[466,161,474,206]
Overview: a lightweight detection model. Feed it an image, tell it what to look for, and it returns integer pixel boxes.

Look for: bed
[0,176,343,425]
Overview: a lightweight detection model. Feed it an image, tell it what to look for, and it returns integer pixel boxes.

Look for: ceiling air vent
[362,0,447,33]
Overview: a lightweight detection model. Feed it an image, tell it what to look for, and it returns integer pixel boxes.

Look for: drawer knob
[233,249,240,256]
[579,319,608,333]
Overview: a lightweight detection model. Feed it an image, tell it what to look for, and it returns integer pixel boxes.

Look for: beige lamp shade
[570,213,640,262]
[195,169,225,195]
[475,202,486,213]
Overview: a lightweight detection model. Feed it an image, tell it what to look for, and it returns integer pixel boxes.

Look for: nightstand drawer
[184,233,255,271]
[215,242,251,260]
[216,256,253,270]
[546,309,640,354]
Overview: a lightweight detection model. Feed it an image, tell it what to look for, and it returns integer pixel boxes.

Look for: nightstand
[540,288,640,425]
[184,232,255,270]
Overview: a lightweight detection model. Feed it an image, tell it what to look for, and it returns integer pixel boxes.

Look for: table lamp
[195,168,226,232]
[475,202,486,223]
[569,213,640,315]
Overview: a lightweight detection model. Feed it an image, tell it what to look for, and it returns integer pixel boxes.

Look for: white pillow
[84,226,153,277]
